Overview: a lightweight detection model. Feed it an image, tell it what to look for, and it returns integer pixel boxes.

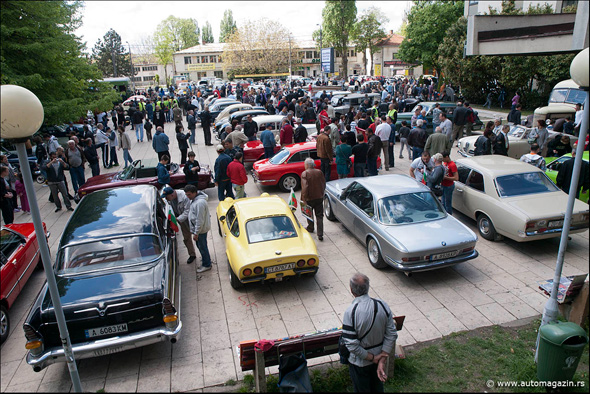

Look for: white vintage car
[457,125,577,159]
[452,156,589,242]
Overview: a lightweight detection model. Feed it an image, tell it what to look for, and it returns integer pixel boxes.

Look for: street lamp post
[126,41,136,93]
[535,47,589,362]
[0,85,83,392]
[317,23,323,84]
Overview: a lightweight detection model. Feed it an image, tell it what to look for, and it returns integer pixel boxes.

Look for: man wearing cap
[162,187,197,264]
[214,145,234,202]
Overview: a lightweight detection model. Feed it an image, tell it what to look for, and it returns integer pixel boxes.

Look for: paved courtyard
[1,117,588,392]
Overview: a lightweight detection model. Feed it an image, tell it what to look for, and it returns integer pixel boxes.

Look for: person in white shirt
[574,103,583,134]
[492,117,503,135]
[409,150,435,181]
[439,112,452,141]
[94,123,110,168]
[375,116,392,171]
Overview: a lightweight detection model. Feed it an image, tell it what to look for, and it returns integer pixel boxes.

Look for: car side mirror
[219,215,226,222]
[340,193,347,201]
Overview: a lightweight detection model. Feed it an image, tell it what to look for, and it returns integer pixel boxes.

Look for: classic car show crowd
[1,75,589,389]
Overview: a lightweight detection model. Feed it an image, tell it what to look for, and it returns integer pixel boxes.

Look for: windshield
[495,172,559,197]
[269,148,290,164]
[57,235,162,275]
[118,163,136,180]
[549,88,586,105]
[246,216,297,243]
[378,192,446,225]
[507,126,529,139]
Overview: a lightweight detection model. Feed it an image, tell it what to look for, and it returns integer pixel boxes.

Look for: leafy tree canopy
[1,0,119,125]
[320,0,357,78]
[398,0,464,71]
[202,21,214,44]
[91,28,132,78]
[219,10,237,43]
[351,6,388,75]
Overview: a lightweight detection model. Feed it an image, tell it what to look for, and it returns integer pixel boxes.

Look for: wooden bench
[238,315,406,392]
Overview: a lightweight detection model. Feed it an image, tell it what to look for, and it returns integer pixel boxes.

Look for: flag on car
[168,206,180,232]
[288,188,298,209]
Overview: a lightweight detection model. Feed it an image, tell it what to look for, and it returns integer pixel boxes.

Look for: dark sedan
[395,102,483,134]
[23,185,182,372]
[76,158,214,202]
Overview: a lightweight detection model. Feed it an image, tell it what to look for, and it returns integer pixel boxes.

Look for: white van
[534,79,586,124]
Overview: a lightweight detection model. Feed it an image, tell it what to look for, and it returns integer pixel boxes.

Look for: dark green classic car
[23,185,182,372]
[395,101,483,134]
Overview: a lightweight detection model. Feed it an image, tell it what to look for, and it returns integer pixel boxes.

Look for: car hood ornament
[275,250,282,255]
[441,241,447,246]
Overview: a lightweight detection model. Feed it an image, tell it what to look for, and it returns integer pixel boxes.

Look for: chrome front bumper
[385,250,479,273]
[26,322,182,372]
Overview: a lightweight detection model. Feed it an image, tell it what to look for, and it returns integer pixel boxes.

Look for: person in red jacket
[280,120,294,147]
[227,151,248,199]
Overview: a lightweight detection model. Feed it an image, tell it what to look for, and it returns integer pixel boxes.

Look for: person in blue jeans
[441,151,458,215]
[214,145,234,202]
[185,184,212,273]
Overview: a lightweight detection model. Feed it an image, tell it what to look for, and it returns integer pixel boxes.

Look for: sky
[75,1,411,53]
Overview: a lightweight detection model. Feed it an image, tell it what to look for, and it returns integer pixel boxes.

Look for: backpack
[339,298,385,364]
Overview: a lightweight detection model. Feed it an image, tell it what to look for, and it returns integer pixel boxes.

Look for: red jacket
[280,124,294,146]
[227,159,248,185]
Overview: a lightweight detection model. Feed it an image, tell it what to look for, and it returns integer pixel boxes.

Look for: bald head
[350,273,370,297]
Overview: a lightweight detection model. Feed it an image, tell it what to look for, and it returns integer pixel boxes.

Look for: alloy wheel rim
[283,177,297,190]
[368,240,378,263]
[480,218,490,234]
[0,310,6,336]
[324,199,330,217]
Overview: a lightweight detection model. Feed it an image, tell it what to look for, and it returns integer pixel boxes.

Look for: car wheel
[324,197,336,221]
[0,305,9,344]
[367,237,387,269]
[228,261,243,289]
[278,174,300,193]
[477,214,498,241]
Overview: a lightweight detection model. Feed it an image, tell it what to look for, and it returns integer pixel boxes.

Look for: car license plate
[265,263,295,274]
[85,323,128,339]
[431,251,459,261]
[548,220,563,228]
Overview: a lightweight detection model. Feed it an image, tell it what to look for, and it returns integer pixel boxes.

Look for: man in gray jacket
[162,187,197,264]
[342,273,397,392]
[184,184,212,273]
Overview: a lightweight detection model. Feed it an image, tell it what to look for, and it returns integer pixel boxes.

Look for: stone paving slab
[1,115,587,392]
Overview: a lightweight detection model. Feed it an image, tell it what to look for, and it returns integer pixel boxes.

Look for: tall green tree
[202,21,214,44]
[320,0,357,79]
[1,0,118,125]
[153,16,201,77]
[91,28,132,78]
[351,7,388,76]
[219,10,237,43]
[398,0,464,72]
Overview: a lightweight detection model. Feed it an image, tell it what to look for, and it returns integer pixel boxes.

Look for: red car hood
[5,223,37,238]
[80,172,121,189]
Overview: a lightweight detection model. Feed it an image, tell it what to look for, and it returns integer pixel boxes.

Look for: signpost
[320,48,334,74]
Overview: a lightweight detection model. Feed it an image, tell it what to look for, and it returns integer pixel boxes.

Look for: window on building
[218,55,222,63]
[143,76,155,81]
[214,71,223,79]
[142,65,158,72]
[134,67,141,73]
[184,56,192,64]
[306,51,313,59]
[349,50,356,57]
[201,55,209,63]
[313,51,319,58]
[210,55,217,63]
[131,76,142,82]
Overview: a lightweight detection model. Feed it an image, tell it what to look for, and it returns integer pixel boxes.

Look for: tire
[278,174,300,193]
[477,214,498,241]
[228,260,243,289]
[0,305,9,344]
[323,196,336,221]
[366,237,387,269]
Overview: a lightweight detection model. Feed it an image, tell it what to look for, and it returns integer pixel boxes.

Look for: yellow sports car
[216,193,319,289]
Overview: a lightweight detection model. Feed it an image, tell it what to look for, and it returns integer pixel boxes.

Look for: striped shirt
[342,294,397,367]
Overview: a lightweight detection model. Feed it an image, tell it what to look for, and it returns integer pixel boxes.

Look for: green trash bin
[537,321,588,382]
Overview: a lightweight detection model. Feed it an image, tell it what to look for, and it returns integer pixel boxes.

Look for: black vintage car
[23,185,182,372]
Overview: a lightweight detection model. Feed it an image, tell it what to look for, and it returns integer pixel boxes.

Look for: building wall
[131,61,174,88]
[465,0,560,15]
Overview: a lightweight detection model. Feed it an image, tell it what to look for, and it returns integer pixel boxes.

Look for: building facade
[130,54,173,89]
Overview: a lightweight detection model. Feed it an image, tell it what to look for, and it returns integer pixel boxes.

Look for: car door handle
[456,188,464,193]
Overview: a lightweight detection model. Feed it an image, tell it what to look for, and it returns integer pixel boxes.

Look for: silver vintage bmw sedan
[323,174,479,273]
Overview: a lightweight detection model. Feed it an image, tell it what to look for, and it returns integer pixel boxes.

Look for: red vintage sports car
[1,222,49,343]
[76,159,214,201]
[252,141,381,192]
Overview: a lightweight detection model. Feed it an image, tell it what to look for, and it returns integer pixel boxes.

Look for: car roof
[60,185,157,245]
[252,115,287,124]
[232,109,268,118]
[455,156,544,177]
[355,174,429,199]
[344,93,380,99]
[232,194,291,221]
